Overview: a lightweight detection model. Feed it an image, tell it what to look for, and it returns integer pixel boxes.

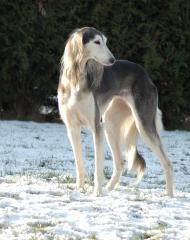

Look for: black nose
[109,57,115,64]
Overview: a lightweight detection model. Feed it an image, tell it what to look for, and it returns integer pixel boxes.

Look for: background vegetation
[0,0,189,129]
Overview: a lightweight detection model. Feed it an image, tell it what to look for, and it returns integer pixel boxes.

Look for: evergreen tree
[0,0,189,128]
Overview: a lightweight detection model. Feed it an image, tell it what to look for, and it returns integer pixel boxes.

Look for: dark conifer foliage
[0,0,189,128]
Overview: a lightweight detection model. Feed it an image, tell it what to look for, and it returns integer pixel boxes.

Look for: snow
[0,120,190,240]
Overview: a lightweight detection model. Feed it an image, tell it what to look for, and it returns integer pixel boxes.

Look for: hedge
[0,0,189,129]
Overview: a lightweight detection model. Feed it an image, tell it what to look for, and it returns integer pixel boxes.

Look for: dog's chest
[68,92,95,128]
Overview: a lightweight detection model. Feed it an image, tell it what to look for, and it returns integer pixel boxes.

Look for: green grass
[87,233,98,240]
[68,237,82,240]
[103,166,112,180]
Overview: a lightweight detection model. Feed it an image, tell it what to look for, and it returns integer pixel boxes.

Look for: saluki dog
[58,27,174,197]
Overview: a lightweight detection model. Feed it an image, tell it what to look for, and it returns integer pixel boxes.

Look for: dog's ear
[63,32,84,86]
[86,60,95,90]
[72,33,84,63]
[65,32,84,67]
[86,59,104,89]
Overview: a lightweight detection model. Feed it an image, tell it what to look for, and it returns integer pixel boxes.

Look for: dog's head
[81,27,115,66]
[62,27,115,88]
[64,27,115,67]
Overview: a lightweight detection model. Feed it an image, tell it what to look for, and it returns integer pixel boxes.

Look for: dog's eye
[94,40,100,45]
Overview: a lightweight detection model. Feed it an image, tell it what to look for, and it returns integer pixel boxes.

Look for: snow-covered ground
[0,121,190,240]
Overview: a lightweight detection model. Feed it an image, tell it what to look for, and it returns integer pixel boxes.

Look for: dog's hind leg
[103,97,146,190]
[104,129,125,191]
[104,98,146,190]
[103,97,142,190]
[103,98,130,191]
[140,126,174,197]
[127,85,174,197]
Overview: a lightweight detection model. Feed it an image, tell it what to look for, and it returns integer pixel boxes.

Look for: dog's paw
[105,181,114,191]
[93,187,102,197]
[167,190,174,198]
[76,179,85,190]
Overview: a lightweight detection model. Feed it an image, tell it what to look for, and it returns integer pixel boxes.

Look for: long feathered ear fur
[63,31,84,87]
[86,59,104,89]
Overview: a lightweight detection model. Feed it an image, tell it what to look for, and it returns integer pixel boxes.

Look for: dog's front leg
[93,125,104,196]
[67,127,85,189]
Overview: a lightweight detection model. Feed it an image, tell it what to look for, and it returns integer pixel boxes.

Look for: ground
[0,121,190,240]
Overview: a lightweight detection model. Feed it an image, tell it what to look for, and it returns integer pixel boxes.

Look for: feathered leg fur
[103,97,146,190]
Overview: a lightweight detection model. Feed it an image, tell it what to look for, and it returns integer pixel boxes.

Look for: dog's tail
[125,123,146,184]
[127,148,146,184]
